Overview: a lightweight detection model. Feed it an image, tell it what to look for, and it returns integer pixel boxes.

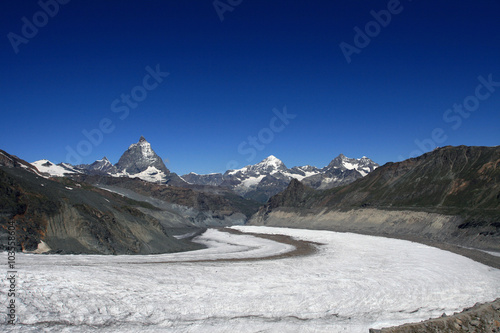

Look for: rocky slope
[250,145,500,252]
[75,174,261,227]
[181,172,224,186]
[370,298,500,333]
[0,150,202,254]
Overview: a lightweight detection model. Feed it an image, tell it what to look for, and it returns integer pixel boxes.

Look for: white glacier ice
[1,227,499,332]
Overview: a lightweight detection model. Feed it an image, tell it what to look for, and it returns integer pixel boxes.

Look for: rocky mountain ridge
[77,157,117,174]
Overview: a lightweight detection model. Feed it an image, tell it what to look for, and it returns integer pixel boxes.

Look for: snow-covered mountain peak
[326,154,379,176]
[255,155,287,171]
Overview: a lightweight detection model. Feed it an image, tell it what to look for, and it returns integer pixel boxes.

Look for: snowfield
[2,226,500,332]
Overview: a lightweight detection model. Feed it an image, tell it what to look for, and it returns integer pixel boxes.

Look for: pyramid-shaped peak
[117,137,170,175]
[256,155,287,170]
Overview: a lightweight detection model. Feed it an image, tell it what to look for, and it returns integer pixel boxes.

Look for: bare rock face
[182,172,224,186]
[115,136,170,175]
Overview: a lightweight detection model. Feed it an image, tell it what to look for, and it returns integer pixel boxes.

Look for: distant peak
[139,136,147,143]
[259,155,283,164]
[256,155,286,170]
[264,155,279,161]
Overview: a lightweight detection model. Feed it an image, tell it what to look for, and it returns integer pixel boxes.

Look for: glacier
[1,227,499,332]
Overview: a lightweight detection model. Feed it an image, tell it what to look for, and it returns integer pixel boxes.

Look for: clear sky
[1,0,499,175]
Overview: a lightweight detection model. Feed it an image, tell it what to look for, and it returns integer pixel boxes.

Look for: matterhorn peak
[116,137,169,175]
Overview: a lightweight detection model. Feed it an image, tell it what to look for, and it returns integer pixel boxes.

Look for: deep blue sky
[1,0,499,175]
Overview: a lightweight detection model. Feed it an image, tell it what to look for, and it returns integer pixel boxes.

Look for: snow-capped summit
[32,159,83,177]
[326,153,378,176]
[255,155,287,172]
[227,156,287,176]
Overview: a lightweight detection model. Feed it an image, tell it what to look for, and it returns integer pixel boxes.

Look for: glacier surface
[2,226,499,332]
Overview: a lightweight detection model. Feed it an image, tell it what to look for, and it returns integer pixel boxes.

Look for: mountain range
[32,136,379,202]
[183,154,378,202]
